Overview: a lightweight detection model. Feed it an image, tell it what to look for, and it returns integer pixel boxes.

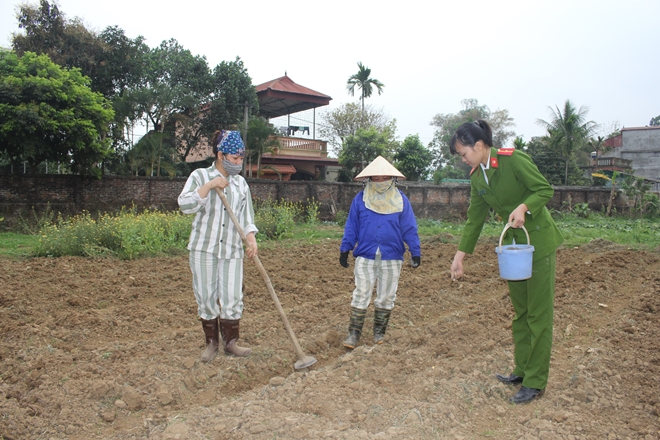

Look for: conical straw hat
[354,156,405,181]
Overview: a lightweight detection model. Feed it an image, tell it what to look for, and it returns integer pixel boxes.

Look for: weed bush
[253,199,299,239]
[573,202,590,219]
[16,204,57,235]
[34,208,191,259]
[305,198,320,224]
[334,210,348,228]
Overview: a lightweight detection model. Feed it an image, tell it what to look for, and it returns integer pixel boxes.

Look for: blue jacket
[340,190,421,260]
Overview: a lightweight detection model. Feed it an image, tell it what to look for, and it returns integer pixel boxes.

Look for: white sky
[1,0,659,148]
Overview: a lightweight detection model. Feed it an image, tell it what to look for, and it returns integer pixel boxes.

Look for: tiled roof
[247,164,297,174]
[255,74,332,118]
[255,74,331,99]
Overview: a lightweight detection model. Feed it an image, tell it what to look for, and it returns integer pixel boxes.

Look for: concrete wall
[0,175,623,223]
[603,127,660,181]
[620,129,660,181]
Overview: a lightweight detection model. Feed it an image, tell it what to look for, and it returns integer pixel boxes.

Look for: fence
[0,175,625,224]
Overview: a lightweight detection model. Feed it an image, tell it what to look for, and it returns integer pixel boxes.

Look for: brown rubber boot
[373,307,392,344]
[343,307,367,349]
[219,318,252,357]
[200,318,219,362]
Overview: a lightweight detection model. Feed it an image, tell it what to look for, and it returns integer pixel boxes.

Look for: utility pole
[243,101,249,176]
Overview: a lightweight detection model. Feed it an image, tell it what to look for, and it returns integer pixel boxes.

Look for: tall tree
[650,115,660,126]
[319,102,394,155]
[512,136,527,150]
[12,1,150,164]
[95,26,149,98]
[246,116,280,178]
[12,0,66,62]
[175,57,258,164]
[393,134,433,181]
[126,131,176,177]
[13,0,109,95]
[346,62,385,113]
[134,39,212,133]
[525,135,588,186]
[536,99,597,185]
[337,126,398,181]
[0,51,114,175]
[429,99,516,173]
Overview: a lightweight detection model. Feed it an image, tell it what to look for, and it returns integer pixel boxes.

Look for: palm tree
[346,62,385,113]
[512,136,527,150]
[584,135,606,171]
[536,100,597,185]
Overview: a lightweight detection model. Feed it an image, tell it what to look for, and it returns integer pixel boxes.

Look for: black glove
[339,251,349,268]
[411,256,421,268]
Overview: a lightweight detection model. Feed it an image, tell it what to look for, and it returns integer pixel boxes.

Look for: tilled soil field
[1,238,659,439]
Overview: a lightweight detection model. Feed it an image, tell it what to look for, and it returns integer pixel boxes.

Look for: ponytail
[449,119,493,154]
[211,130,222,154]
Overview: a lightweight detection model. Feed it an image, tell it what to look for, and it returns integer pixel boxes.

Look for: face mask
[370,179,394,193]
[222,160,243,176]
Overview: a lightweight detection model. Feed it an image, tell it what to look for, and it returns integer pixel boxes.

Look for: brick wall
[0,174,623,222]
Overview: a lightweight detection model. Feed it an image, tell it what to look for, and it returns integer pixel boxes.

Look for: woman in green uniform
[449,120,563,404]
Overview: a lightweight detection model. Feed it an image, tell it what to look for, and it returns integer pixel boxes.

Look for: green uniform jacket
[458,147,564,259]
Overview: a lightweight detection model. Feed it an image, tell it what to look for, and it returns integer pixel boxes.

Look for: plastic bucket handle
[497,223,530,252]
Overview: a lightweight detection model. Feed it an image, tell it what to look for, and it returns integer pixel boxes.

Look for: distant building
[600,126,660,182]
[182,74,340,181]
[253,74,339,181]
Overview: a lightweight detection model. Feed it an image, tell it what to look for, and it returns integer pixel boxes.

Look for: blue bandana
[214,130,245,157]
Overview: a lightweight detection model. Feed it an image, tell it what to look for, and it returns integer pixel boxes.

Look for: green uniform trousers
[508,251,556,390]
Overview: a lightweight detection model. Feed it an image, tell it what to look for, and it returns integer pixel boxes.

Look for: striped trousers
[189,251,244,320]
[351,254,403,311]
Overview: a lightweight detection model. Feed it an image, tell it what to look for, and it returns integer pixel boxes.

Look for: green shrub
[573,202,590,219]
[305,198,320,224]
[253,198,322,239]
[254,199,297,239]
[334,210,348,228]
[34,208,190,259]
[16,203,57,234]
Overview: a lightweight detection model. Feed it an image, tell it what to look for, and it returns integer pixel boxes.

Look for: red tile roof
[255,74,332,118]
[255,74,332,99]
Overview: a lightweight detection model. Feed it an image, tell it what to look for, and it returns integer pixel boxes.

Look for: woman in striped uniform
[178,130,258,362]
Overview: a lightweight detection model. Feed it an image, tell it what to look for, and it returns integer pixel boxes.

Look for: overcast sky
[1,0,659,147]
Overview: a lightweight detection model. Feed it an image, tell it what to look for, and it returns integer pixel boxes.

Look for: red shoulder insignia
[469,167,477,176]
[497,147,514,156]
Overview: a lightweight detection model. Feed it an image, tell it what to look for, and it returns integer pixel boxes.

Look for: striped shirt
[178,163,258,259]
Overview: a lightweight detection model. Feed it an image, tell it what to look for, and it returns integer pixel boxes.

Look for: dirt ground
[1,237,659,440]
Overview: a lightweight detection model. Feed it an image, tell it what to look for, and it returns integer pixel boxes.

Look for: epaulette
[497,147,514,156]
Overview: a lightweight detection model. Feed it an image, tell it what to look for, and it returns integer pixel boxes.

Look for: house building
[600,126,660,182]
[183,74,339,181]
[252,74,339,181]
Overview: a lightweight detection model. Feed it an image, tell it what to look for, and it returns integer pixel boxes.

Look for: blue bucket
[495,224,534,281]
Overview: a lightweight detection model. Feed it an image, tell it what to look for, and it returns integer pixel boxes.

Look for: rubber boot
[343,307,366,349]
[200,318,220,362]
[219,318,252,357]
[373,307,392,344]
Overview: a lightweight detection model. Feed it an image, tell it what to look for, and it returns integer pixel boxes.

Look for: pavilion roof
[255,74,332,119]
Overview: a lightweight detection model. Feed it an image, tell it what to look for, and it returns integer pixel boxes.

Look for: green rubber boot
[373,307,392,344]
[343,307,366,349]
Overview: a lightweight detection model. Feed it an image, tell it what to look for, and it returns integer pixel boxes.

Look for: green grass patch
[555,213,660,249]
[1,209,658,261]
[0,232,40,258]
[416,213,660,250]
